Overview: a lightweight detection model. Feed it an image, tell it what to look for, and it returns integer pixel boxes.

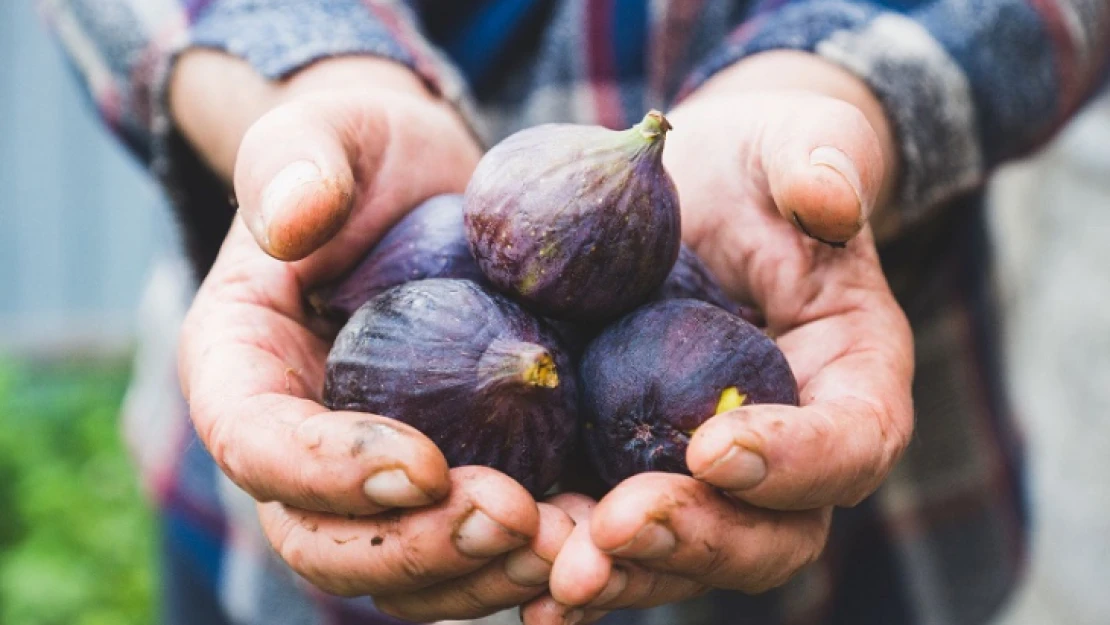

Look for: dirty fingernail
[363,468,432,508]
[455,508,527,558]
[592,567,628,606]
[809,146,868,220]
[564,608,584,625]
[608,522,676,559]
[505,548,551,586]
[262,160,321,228]
[695,444,767,491]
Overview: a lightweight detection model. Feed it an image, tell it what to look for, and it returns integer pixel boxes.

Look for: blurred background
[1,1,1107,624]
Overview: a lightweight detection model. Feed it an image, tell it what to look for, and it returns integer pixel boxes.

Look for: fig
[464,110,682,324]
[309,194,485,320]
[309,194,591,356]
[323,279,579,496]
[651,244,764,326]
[580,299,798,486]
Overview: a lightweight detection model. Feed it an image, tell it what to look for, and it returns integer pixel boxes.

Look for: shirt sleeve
[37,0,471,276]
[679,0,1110,234]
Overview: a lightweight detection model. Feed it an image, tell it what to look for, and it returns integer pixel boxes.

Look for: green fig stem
[477,339,559,391]
[635,110,673,140]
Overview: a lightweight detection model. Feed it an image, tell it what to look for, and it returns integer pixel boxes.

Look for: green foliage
[0,357,156,625]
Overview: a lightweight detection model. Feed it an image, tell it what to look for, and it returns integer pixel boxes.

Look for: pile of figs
[319,111,798,497]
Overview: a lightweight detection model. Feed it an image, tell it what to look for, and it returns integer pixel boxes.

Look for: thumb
[233,96,364,261]
[759,95,886,246]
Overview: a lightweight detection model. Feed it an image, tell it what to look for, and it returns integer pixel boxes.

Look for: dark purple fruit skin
[464,115,681,324]
[580,299,798,486]
[651,244,765,327]
[310,193,592,357]
[323,279,579,496]
[311,194,485,320]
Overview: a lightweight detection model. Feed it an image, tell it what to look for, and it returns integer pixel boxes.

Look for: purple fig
[464,110,682,324]
[308,194,485,320]
[323,278,579,496]
[651,244,765,327]
[308,194,592,356]
[580,299,797,486]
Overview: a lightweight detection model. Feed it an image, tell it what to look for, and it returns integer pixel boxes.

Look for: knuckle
[455,582,497,616]
[203,410,248,492]
[394,542,433,585]
[372,597,410,620]
[276,523,312,576]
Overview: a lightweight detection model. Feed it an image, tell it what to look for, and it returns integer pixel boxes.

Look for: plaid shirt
[39,1,1110,624]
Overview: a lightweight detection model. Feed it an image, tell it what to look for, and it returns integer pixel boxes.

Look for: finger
[235,97,358,261]
[547,494,613,608]
[180,225,453,515]
[590,473,830,593]
[585,565,708,611]
[521,594,608,625]
[234,90,479,270]
[373,502,575,621]
[758,95,885,245]
[258,466,538,597]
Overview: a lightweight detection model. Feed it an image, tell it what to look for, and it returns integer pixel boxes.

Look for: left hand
[522,51,916,624]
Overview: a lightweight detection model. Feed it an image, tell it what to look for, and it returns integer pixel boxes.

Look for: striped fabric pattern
[37,1,1110,624]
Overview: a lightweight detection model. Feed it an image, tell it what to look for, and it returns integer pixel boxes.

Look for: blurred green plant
[0,357,155,625]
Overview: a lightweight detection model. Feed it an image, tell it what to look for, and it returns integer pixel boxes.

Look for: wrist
[682,50,898,233]
[168,51,457,182]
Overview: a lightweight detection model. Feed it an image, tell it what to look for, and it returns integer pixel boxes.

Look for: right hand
[173,53,574,621]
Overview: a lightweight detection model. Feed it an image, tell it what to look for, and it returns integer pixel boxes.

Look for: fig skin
[309,194,485,320]
[309,194,591,356]
[464,110,682,324]
[323,279,579,496]
[651,244,765,327]
[580,299,798,486]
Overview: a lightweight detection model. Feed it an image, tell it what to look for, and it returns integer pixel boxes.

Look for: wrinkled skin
[324,279,580,496]
[581,299,798,486]
[464,114,681,324]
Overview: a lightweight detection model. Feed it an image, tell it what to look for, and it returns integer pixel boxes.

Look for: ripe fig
[309,194,484,320]
[580,299,798,486]
[464,110,682,324]
[308,194,591,356]
[323,279,579,496]
[651,244,764,327]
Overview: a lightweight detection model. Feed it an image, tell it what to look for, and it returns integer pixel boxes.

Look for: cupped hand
[176,57,573,621]
[526,59,916,623]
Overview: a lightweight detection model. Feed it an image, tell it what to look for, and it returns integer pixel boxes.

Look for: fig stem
[636,110,673,140]
[478,339,559,391]
[715,387,747,414]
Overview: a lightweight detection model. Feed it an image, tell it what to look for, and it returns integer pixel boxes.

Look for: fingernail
[362,468,433,508]
[592,567,627,606]
[608,522,676,559]
[261,160,321,227]
[696,444,767,491]
[505,547,551,586]
[455,508,527,558]
[564,608,584,625]
[809,146,868,221]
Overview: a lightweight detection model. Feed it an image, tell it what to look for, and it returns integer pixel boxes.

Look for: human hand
[523,51,915,623]
[173,54,573,620]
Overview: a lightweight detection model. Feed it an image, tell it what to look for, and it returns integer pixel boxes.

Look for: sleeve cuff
[679,1,985,229]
